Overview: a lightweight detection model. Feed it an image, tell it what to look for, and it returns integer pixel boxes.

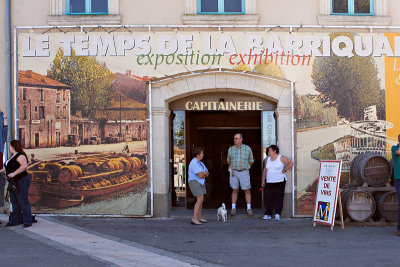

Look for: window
[63,106,67,119]
[39,106,45,119]
[56,92,61,103]
[40,89,44,102]
[23,106,27,120]
[331,0,373,15]
[22,88,27,101]
[66,0,108,15]
[57,106,60,119]
[198,0,245,14]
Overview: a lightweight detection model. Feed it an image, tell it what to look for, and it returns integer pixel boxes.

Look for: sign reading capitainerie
[185,101,263,111]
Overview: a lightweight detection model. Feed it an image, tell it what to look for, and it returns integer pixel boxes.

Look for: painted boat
[27,153,148,207]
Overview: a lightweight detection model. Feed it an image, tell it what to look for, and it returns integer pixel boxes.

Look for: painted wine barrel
[342,189,376,222]
[82,162,101,173]
[59,165,83,181]
[350,153,391,187]
[117,157,132,172]
[43,163,62,178]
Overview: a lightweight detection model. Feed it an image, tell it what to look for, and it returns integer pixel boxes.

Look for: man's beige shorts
[230,170,251,190]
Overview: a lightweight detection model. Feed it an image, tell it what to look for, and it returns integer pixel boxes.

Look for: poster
[313,160,342,225]
[16,29,400,215]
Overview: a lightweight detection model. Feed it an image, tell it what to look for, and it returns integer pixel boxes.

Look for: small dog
[217,203,227,223]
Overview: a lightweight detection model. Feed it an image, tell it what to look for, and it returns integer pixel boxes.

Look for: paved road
[55,209,400,267]
[1,209,400,267]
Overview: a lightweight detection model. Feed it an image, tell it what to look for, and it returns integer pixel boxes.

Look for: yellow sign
[385,33,400,140]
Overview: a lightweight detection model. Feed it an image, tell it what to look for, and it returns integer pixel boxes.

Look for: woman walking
[5,140,33,227]
[188,147,209,225]
[261,145,293,221]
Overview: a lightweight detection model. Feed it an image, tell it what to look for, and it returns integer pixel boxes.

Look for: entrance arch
[150,69,293,217]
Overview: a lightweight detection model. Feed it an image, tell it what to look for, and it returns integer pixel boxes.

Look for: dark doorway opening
[186,111,262,209]
[34,133,39,148]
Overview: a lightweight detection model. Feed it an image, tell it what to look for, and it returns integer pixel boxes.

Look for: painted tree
[312,33,385,121]
[234,63,251,72]
[295,94,339,129]
[48,49,114,118]
[253,62,284,79]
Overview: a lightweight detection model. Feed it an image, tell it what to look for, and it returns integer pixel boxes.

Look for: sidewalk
[0,216,110,266]
[1,210,400,267]
[0,214,211,267]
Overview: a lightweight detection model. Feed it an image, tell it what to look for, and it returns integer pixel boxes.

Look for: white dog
[217,203,227,223]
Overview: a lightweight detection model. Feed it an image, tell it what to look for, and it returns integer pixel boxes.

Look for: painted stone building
[18,70,71,148]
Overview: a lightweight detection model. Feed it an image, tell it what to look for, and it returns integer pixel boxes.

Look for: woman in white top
[261,145,293,221]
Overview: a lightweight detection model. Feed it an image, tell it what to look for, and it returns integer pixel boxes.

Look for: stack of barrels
[341,152,398,223]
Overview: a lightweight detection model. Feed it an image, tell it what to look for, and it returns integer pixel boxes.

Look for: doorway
[34,133,39,148]
[185,111,262,209]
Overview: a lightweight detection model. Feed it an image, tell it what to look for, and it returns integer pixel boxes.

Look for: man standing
[392,134,400,236]
[227,133,254,216]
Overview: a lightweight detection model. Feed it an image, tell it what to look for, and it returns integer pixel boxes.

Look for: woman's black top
[5,152,28,181]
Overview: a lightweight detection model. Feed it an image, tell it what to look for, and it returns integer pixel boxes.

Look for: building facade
[18,70,71,148]
[1,0,400,217]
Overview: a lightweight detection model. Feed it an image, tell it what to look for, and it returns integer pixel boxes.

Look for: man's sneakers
[262,214,280,220]
[262,215,272,220]
[247,209,254,216]
[230,208,254,216]
[230,208,237,216]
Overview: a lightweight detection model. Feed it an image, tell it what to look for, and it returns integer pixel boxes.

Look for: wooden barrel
[336,189,351,220]
[350,153,391,187]
[117,157,132,172]
[128,157,141,170]
[82,162,101,173]
[59,165,83,182]
[113,160,124,170]
[350,154,363,183]
[133,157,141,169]
[342,190,376,222]
[44,163,62,178]
[100,161,115,172]
[377,191,398,222]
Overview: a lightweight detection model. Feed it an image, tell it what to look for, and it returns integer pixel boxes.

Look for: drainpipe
[148,80,154,217]
[5,0,12,141]
[291,81,295,218]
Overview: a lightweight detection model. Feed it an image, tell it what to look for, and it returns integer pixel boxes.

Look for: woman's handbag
[7,179,18,193]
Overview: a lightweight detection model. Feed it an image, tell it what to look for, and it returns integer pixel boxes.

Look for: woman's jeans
[9,175,32,225]
[264,180,286,216]
[0,172,6,207]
